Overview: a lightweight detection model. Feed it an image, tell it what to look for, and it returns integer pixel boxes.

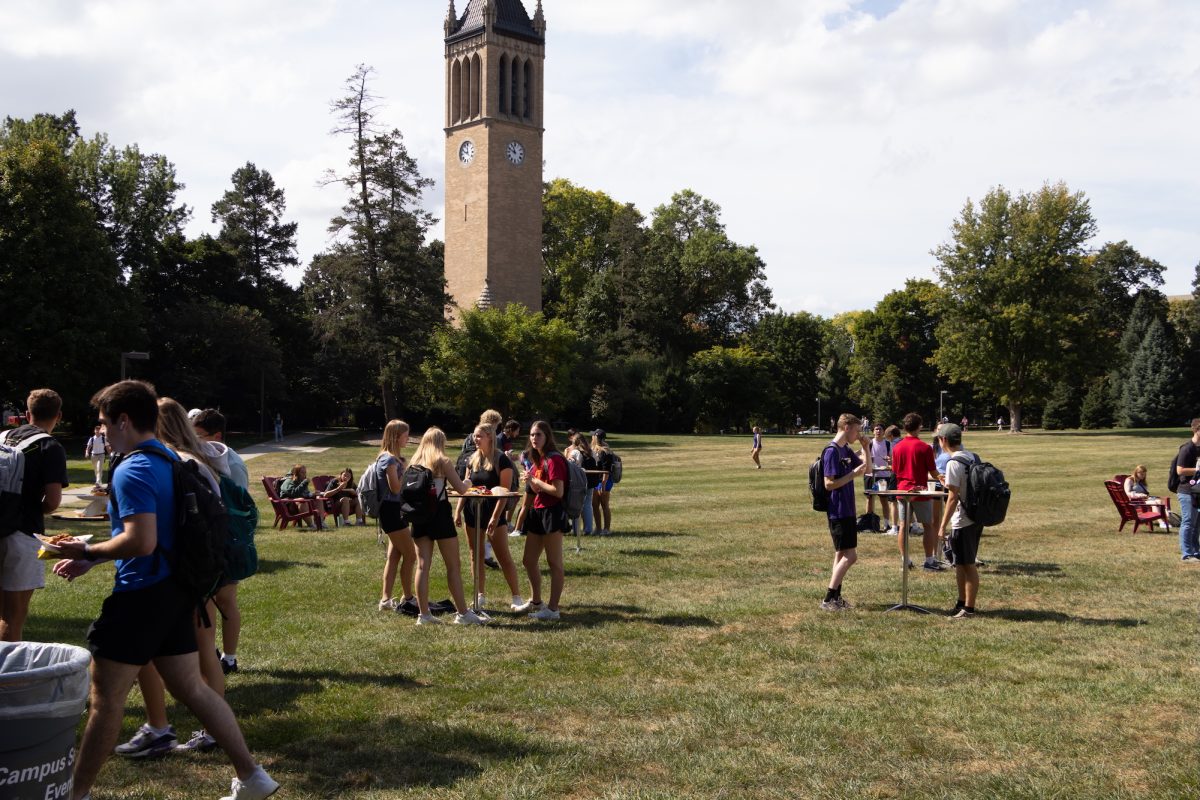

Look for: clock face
[458,140,475,165]
[506,141,525,165]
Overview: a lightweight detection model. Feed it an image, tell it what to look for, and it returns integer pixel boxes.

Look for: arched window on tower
[461,57,472,122]
[523,60,533,119]
[498,53,509,115]
[470,54,481,118]
[451,59,462,125]
[512,57,522,120]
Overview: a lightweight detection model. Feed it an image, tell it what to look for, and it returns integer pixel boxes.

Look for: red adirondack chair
[1104,479,1170,534]
[310,475,342,527]
[262,475,324,530]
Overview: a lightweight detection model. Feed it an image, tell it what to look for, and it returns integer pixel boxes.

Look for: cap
[187,408,202,421]
[592,428,606,440]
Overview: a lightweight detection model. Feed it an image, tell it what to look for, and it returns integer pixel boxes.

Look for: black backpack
[1167,453,1181,493]
[399,463,439,525]
[121,449,229,618]
[809,444,836,512]
[950,453,1011,527]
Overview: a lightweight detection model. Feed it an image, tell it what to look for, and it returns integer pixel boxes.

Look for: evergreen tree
[212,162,299,288]
[1042,380,1082,430]
[1120,317,1183,427]
[1079,376,1116,429]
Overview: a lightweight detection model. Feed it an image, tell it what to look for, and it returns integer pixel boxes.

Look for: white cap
[187,408,203,420]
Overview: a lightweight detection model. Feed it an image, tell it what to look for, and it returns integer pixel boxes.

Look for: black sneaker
[395,597,420,617]
[484,556,499,570]
[220,656,238,674]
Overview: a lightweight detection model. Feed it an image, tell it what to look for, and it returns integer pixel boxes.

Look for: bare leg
[213,583,241,658]
[542,532,565,610]
[195,602,225,697]
[154,653,256,778]
[136,664,170,729]
[523,535,545,604]
[436,536,469,613]
[598,491,612,531]
[829,548,857,589]
[71,657,142,800]
[590,491,602,531]
[382,529,415,601]
[415,537,435,616]
[960,565,980,607]
[0,588,34,642]
[488,527,521,596]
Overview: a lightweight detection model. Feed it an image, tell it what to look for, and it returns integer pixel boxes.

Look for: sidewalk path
[239,431,338,461]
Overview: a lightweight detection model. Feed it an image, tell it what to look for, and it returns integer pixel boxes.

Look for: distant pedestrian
[960,415,969,430]
[85,424,111,486]
[820,414,868,611]
[996,416,1004,432]
[273,413,283,442]
[750,426,762,469]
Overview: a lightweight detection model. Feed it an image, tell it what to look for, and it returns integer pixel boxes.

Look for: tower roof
[446,0,544,45]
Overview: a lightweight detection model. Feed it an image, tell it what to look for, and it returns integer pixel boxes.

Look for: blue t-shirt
[378,453,405,503]
[935,450,952,477]
[109,439,178,593]
[822,442,861,520]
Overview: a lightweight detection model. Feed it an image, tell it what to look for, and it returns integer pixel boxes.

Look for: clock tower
[443,0,546,316]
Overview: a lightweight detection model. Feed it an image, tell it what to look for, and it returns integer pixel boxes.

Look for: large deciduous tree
[686,346,777,432]
[747,311,826,429]
[932,183,1097,432]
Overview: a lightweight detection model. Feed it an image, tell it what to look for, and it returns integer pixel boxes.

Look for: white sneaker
[509,529,523,538]
[910,522,925,535]
[378,598,398,611]
[220,766,279,800]
[530,606,560,621]
[510,595,525,610]
[454,609,486,625]
[513,599,542,613]
[475,594,487,609]
[415,613,442,626]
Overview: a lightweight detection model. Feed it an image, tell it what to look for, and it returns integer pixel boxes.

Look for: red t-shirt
[532,452,567,509]
[892,435,936,493]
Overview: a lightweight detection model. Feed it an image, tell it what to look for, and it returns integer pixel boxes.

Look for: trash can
[0,642,90,800]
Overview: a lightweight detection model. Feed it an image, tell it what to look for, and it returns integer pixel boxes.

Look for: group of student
[370,410,619,626]
[819,411,986,618]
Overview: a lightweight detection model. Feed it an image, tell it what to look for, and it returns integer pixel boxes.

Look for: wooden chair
[310,475,342,527]
[262,476,323,530]
[1104,479,1170,534]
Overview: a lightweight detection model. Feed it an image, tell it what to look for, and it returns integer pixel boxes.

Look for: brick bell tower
[443,0,546,317]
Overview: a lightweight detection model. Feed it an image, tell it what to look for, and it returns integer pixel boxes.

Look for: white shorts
[0,533,46,592]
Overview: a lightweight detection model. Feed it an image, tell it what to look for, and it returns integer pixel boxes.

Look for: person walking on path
[273,413,283,443]
[750,426,763,469]
[85,425,110,486]
[1175,418,1200,561]
[934,424,983,618]
[53,380,278,800]
[820,414,868,611]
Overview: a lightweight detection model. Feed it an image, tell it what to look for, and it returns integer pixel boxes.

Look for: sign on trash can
[0,642,91,800]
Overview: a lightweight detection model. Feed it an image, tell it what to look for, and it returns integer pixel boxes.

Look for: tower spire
[444,0,457,37]
[532,0,546,35]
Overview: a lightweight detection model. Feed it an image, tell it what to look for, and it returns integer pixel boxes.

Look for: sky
[4,0,1198,316]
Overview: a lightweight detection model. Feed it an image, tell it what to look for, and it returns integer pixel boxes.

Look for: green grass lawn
[33,428,1200,799]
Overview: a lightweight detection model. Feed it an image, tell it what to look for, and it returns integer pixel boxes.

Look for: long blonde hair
[157,398,218,474]
[570,433,592,459]
[380,419,410,457]
[411,426,448,471]
[467,423,496,474]
[1132,464,1148,484]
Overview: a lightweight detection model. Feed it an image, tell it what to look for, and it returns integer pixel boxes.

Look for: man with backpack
[934,424,983,618]
[1174,418,1200,562]
[52,381,278,800]
[0,388,68,642]
[819,414,869,611]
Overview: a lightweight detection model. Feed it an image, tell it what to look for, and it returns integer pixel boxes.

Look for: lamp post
[817,397,822,432]
[939,390,948,423]
[120,351,150,381]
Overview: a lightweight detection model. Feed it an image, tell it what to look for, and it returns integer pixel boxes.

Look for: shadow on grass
[646,614,718,627]
[603,439,675,450]
[981,608,1145,627]
[254,559,324,575]
[1043,429,1189,441]
[986,561,1064,577]
[605,529,694,539]
[500,604,716,631]
[618,548,678,558]
[563,564,632,578]
[24,615,94,647]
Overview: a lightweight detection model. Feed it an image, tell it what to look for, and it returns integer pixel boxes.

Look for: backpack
[399,463,439,526]
[359,457,383,518]
[456,434,478,478]
[219,475,258,582]
[809,444,836,512]
[1167,453,1181,493]
[563,455,587,519]
[610,452,623,484]
[0,430,50,538]
[950,453,1011,527]
[126,449,229,616]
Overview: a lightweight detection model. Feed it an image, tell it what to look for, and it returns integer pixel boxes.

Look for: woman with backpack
[591,429,616,536]
[565,433,596,536]
[377,420,417,613]
[454,423,524,612]
[515,420,569,621]
[408,427,484,626]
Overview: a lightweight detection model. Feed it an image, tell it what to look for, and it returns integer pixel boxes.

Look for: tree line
[3,67,1197,435]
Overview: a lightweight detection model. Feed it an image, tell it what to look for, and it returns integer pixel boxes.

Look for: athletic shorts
[947,523,983,567]
[0,533,44,592]
[828,517,857,551]
[899,500,934,525]
[463,499,504,529]
[595,479,614,493]
[87,579,197,666]
[379,500,410,534]
[412,501,457,541]
[527,505,569,536]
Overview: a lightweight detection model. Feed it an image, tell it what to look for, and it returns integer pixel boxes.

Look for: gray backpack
[358,457,383,519]
[563,456,588,519]
[0,430,50,537]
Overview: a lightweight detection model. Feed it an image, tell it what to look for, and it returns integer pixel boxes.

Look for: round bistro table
[865,488,948,614]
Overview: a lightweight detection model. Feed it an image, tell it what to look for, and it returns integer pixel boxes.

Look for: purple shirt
[822,442,861,520]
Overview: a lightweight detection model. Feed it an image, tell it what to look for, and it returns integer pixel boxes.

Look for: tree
[541,179,629,327]
[313,64,446,419]
[819,313,859,425]
[686,346,777,432]
[1082,241,1166,370]
[747,311,826,429]
[212,162,299,288]
[420,305,579,420]
[1079,377,1116,429]
[1119,317,1183,427]
[932,183,1098,432]
[1042,380,1083,430]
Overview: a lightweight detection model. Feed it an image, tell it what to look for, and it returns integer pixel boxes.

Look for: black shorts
[463,499,504,529]
[526,505,569,536]
[948,522,983,566]
[828,516,858,551]
[412,500,457,541]
[379,501,410,534]
[87,579,197,666]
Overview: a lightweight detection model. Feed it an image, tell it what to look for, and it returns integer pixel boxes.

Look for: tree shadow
[1048,429,1190,440]
[981,608,1145,627]
[562,564,632,578]
[223,670,424,719]
[618,548,678,558]
[602,439,674,450]
[605,529,693,539]
[645,614,718,628]
[985,561,1064,577]
[254,559,324,575]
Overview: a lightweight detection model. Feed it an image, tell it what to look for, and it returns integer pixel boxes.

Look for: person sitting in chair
[1125,464,1171,530]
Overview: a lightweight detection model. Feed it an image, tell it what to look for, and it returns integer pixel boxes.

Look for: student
[750,426,763,469]
[454,423,524,611]
[1175,419,1200,561]
[515,420,569,620]
[459,410,503,563]
[279,465,321,529]
[408,427,483,626]
[376,420,417,612]
[1123,464,1170,530]
[591,429,615,536]
[891,413,946,572]
[194,409,249,491]
[0,388,67,642]
[820,414,869,611]
[565,433,596,536]
[502,420,524,539]
[85,424,110,487]
[865,423,896,534]
[52,380,278,800]
[273,413,283,442]
[934,424,983,618]
[321,468,366,526]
